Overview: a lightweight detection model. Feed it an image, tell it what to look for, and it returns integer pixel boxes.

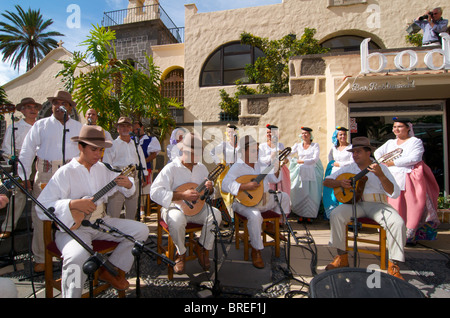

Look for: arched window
[162,68,184,105]
[321,35,381,52]
[200,42,265,87]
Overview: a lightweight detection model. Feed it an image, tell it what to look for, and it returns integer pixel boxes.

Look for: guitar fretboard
[92,180,117,203]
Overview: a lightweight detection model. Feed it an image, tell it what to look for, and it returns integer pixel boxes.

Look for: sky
[0,0,281,86]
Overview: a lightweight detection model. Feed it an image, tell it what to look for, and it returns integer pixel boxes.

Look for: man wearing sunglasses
[414,7,448,46]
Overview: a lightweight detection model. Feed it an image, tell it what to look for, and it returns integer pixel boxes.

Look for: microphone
[59,106,68,114]
[268,189,280,194]
[87,117,93,125]
[81,220,99,229]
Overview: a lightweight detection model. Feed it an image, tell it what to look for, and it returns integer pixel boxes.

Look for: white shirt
[1,119,33,156]
[259,142,285,166]
[210,141,240,165]
[36,158,136,230]
[374,137,424,190]
[290,142,321,181]
[139,134,161,154]
[19,116,83,180]
[103,137,148,176]
[221,158,282,196]
[328,145,354,175]
[150,156,210,209]
[326,162,400,199]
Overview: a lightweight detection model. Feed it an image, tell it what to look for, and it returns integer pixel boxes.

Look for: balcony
[102,4,184,43]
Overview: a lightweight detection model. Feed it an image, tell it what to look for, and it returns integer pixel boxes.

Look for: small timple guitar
[70,165,135,230]
[235,147,291,207]
[174,164,225,216]
[334,148,403,204]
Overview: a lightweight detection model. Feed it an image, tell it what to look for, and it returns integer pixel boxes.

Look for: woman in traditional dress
[289,127,324,223]
[374,117,440,244]
[258,124,291,197]
[210,124,240,219]
[323,126,353,220]
[166,127,188,163]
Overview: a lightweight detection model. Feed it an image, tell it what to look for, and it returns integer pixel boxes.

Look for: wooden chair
[43,220,126,298]
[345,217,387,270]
[155,205,203,280]
[234,210,281,261]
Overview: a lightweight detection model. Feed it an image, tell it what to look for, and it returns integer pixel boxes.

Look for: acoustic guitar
[334,148,403,204]
[70,165,136,230]
[235,147,291,207]
[174,163,225,216]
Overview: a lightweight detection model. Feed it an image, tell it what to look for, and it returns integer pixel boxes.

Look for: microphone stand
[0,164,118,298]
[84,218,175,298]
[131,134,144,222]
[199,194,252,298]
[350,177,359,268]
[0,113,18,270]
[263,190,306,295]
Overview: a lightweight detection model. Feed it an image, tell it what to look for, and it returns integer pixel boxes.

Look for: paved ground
[1,213,449,299]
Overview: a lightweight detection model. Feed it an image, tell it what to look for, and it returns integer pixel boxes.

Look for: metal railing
[102,4,184,43]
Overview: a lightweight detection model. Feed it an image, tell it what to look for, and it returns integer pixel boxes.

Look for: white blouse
[374,137,424,191]
[328,144,354,175]
[290,142,320,181]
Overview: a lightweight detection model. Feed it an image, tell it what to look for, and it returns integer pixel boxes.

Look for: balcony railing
[102,4,184,43]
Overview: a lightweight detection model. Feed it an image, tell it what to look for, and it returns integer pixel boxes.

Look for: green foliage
[0,5,64,71]
[241,28,329,94]
[438,193,450,209]
[219,81,258,119]
[0,86,11,105]
[405,33,423,47]
[220,28,328,117]
[56,24,181,138]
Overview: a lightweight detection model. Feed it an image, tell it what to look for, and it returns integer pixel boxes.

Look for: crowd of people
[0,89,442,297]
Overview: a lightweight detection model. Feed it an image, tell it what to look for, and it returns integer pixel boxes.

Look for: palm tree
[0,5,64,72]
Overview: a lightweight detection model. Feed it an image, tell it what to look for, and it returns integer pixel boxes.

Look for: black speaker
[309,268,425,298]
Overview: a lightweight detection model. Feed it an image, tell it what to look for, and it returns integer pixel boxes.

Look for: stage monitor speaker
[309,267,425,298]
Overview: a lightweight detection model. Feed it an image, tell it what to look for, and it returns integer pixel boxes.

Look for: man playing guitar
[36,125,149,297]
[323,136,406,280]
[150,133,222,275]
[221,135,290,269]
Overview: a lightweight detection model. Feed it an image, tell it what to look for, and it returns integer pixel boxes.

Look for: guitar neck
[0,184,8,196]
[92,180,117,203]
[253,163,276,184]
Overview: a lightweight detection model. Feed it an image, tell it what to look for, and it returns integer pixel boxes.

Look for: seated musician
[150,133,222,274]
[36,125,149,298]
[221,135,290,269]
[323,137,406,279]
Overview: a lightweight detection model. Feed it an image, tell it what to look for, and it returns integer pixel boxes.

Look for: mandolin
[334,148,403,204]
[70,165,135,230]
[174,164,225,216]
[235,147,291,207]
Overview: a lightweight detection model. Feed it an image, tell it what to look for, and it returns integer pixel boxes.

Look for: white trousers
[55,216,149,298]
[232,191,290,250]
[161,203,222,256]
[329,201,406,262]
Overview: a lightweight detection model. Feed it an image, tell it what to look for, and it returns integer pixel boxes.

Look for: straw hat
[116,116,132,126]
[47,90,76,107]
[16,97,42,112]
[348,136,375,152]
[71,125,112,148]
